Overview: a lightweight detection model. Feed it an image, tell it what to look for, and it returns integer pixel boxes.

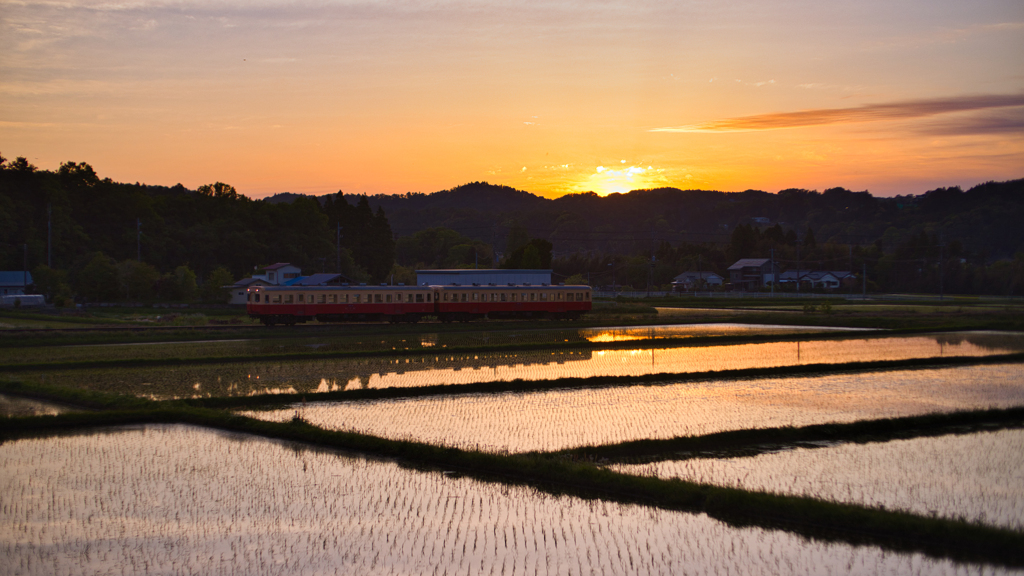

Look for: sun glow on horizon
[576,162,672,196]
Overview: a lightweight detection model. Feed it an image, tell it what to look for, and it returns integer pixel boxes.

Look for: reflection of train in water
[246,284,592,326]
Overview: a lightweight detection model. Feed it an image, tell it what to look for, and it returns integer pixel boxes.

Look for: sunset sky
[2,0,1022,198]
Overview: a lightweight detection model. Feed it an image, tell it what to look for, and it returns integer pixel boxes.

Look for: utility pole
[336,223,342,274]
[47,203,52,268]
[939,237,945,301]
[796,239,801,293]
[848,244,853,295]
[136,218,141,262]
[696,254,702,297]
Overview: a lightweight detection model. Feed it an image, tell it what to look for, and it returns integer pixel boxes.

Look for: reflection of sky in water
[10,331,1024,400]
[581,323,870,342]
[615,429,1024,531]
[0,424,980,576]
[0,323,869,366]
[243,364,1024,453]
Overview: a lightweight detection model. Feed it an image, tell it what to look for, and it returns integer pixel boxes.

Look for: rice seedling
[613,429,1024,531]
[0,423,1012,575]
[239,363,1024,453]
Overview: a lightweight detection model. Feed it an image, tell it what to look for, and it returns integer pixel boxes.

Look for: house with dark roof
[671,271,724,291]
[778,270,855,290]
[254,263,302,285]
[727,259,774,291]
[285,273,353,287]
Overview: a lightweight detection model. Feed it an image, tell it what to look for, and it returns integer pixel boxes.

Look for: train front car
[247,285,434,326]
[434,284,591,322]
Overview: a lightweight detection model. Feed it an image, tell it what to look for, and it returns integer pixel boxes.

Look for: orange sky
[2,1,1022,198]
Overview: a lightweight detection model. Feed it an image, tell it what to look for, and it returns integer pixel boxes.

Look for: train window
[374,294,382,303]
[354,294,361,303]
[460,293,466,302]
[297,294,304,303]
[427,293,432,302]
[272,295,281,303]
[318,294,326,304]
[472,293,479,302]
[443,292,449,302]
[557,292,563,301]
[407,294,413,303]
[541,293,548,301]
[386,294,392,303]
[285,294,294,304]
[530,293,535,301]
[329,294,336,303]
[415,294,423,303]
[343,294,349,303]
[510,293,516,302]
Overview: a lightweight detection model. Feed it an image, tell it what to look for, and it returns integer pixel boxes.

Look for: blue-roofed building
[284,273,353,287]
[0,271,33,296]
[415,269,553,287]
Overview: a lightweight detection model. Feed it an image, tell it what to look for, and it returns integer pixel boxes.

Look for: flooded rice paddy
[241,364,1024,453]
[614,429,1024,531]
[9,331,1023,400]
[0,424,1011,576]
[0,323,854,366]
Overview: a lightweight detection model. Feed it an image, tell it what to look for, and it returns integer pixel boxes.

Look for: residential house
[671,271,724,291]
[254,263,303,285]
[727,259,774,291]
[778,270,855,290]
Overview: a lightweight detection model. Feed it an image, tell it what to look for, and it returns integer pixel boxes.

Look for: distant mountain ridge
[261,179,1024,258]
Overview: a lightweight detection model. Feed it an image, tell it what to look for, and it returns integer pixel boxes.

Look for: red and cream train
[246,283,592,326]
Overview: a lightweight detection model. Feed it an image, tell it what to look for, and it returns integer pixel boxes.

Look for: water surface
[614,429,1024,531]
[0,424,1007,576]
[242,364,1024,453]
[9,331,1021,400]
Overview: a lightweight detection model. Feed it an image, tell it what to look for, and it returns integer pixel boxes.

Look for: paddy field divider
[1,378,1024,567]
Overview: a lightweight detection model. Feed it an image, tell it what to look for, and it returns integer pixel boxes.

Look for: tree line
[3,151,1023,302]
[0,155,395,304]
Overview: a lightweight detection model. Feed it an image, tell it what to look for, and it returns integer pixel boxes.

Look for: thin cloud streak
[652,94,1024,133]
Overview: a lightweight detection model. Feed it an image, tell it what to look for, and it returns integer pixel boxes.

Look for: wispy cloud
[651,94,1024,133]
[916,108,1024,136]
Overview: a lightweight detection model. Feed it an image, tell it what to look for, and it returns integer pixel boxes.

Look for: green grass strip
[180,353,1024,410]
[1,405,1022,567]
[0,379,157,411]
[546,406,1024,463]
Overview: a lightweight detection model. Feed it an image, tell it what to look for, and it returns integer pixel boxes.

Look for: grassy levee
[0,326,1003,372]
[1,395,1022,567]
[181,353,1024,410]
[0,379,156,411]
[548,407,1024,463]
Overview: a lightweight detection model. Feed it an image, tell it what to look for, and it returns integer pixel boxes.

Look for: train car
[247,285,434,326]
[433,284,591,322]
